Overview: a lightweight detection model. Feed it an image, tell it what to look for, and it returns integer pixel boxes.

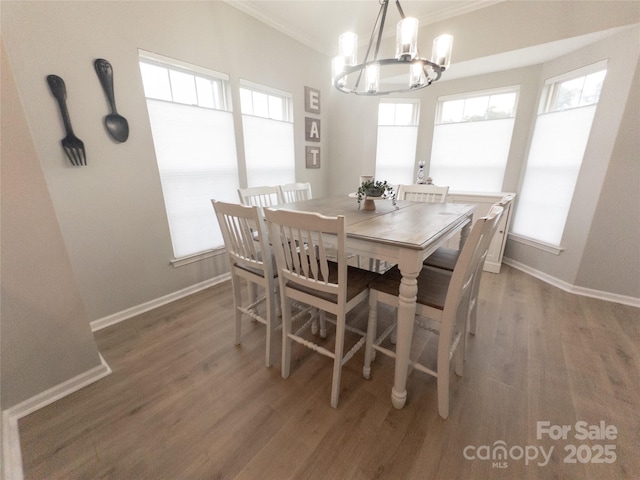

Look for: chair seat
[287,262,379,304]
[369,265,452,310]
[423,246,459,271]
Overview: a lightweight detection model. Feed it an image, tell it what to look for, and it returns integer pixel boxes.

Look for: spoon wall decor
[94,58,129,142]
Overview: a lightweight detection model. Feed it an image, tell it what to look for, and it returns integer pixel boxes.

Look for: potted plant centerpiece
[356,180,394,210]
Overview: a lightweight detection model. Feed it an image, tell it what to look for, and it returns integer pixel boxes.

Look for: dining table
[270,194,476,409]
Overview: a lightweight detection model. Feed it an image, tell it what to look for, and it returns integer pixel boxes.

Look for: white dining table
[271,194,475,409]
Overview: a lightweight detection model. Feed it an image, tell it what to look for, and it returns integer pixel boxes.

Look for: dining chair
[278,182,312,203]
[365,183,449,273]
[423,194,514,334]
[212,200,279,368]
[396,184,449,203]
[264,207,380,408]
[363,205,503,419]
[238,185,283,208]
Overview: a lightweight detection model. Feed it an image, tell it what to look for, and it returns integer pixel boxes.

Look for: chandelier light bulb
[339,32,358,66]
[431,34,453,70]
[395,17,418,61]
[409,62,424,87]
[365,64,380,93]
[332,56,346,87]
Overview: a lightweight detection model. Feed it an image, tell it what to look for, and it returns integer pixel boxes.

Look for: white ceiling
[225,0,633,81]
[226,0,502,57]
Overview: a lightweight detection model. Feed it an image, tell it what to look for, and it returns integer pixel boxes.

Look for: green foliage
[356,180,394,206]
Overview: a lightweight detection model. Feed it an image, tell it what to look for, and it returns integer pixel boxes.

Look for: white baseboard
[90,273,230,332]
[503,258,640,308]
[2,354,111,480]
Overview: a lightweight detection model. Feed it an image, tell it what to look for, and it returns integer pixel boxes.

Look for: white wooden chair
[212,200,279,367]
[278,182,312,203]
[363,205,503,419]
[423,194,514,334]
[396,184,449,203]
[238,185,283,208]
[264,207,380,408]
[365,184,449,273]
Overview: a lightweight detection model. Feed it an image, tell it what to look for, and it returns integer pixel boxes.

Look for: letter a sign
[305,117,321,142]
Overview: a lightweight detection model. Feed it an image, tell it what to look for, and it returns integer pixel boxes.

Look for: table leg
[459,214,473,250]
[391,263,420,409]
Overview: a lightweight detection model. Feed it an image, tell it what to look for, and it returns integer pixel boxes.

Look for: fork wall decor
[47,74,87,166]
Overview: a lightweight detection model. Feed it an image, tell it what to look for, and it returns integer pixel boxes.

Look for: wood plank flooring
[18,265,640,479]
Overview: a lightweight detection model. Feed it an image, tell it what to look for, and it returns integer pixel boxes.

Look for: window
[240,81,295,187]
[512,63,607,247]
[375,100,420,185]
[430,87,519,192]
[139,51,239,259]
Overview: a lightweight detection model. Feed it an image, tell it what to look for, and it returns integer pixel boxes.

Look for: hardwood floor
[18,265,640,479]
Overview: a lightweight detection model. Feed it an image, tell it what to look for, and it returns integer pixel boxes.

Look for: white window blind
[431,119,514,191]
[240,83,295,187]
[430,88,518,192]
[511,106,597,245]
[140,52,239,259]
[375,100,419,185]
[512,63,606,247]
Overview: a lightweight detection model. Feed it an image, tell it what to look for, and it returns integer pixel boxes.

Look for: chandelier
[332,0,453,96]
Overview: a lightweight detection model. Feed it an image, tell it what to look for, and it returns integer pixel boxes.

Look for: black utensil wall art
[94,58,129,142]
[46,74,87,166]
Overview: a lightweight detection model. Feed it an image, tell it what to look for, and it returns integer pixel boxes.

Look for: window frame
[239,79,294,123]
[375,98,420,185]
[510,60,608,250]
[540,60,608,114]
[435,86,520,125]
[139,50,240,263]
[139,50,232,112]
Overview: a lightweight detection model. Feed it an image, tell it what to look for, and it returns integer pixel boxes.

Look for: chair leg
[330,314,347,408]
[319,310,327,339]
[363,292,378,379]
[264,285,278,368]
[437,366,450,420]
[232,278,243,346]
[274,285,282,318]
[437,316,453,419]
[247,282,258,318]
[281,296,293,379]
[469,296,478,335]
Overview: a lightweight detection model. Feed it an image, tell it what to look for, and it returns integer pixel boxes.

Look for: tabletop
[271,195,476,251]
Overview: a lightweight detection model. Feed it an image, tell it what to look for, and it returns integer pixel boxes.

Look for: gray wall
[575,60,640,296]
[1,42,101,409]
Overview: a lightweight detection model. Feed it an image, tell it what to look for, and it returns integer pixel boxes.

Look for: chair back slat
[445,205,503,316]
[265,208,344,300]
[279,182,312,203]
[397,184,449,203]
[238,186,283,207]
[212,200,272,278]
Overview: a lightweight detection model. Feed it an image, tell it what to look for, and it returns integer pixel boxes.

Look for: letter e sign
[305,87,321,114]
[305,117,321,142]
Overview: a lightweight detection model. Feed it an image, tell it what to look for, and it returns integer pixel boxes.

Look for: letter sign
[306,146,321,169]
[305,117,321,142]
[305,86,321,114]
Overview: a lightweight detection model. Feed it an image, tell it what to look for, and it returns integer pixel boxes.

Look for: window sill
[507,233,564,255]
[171,247,226,267]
